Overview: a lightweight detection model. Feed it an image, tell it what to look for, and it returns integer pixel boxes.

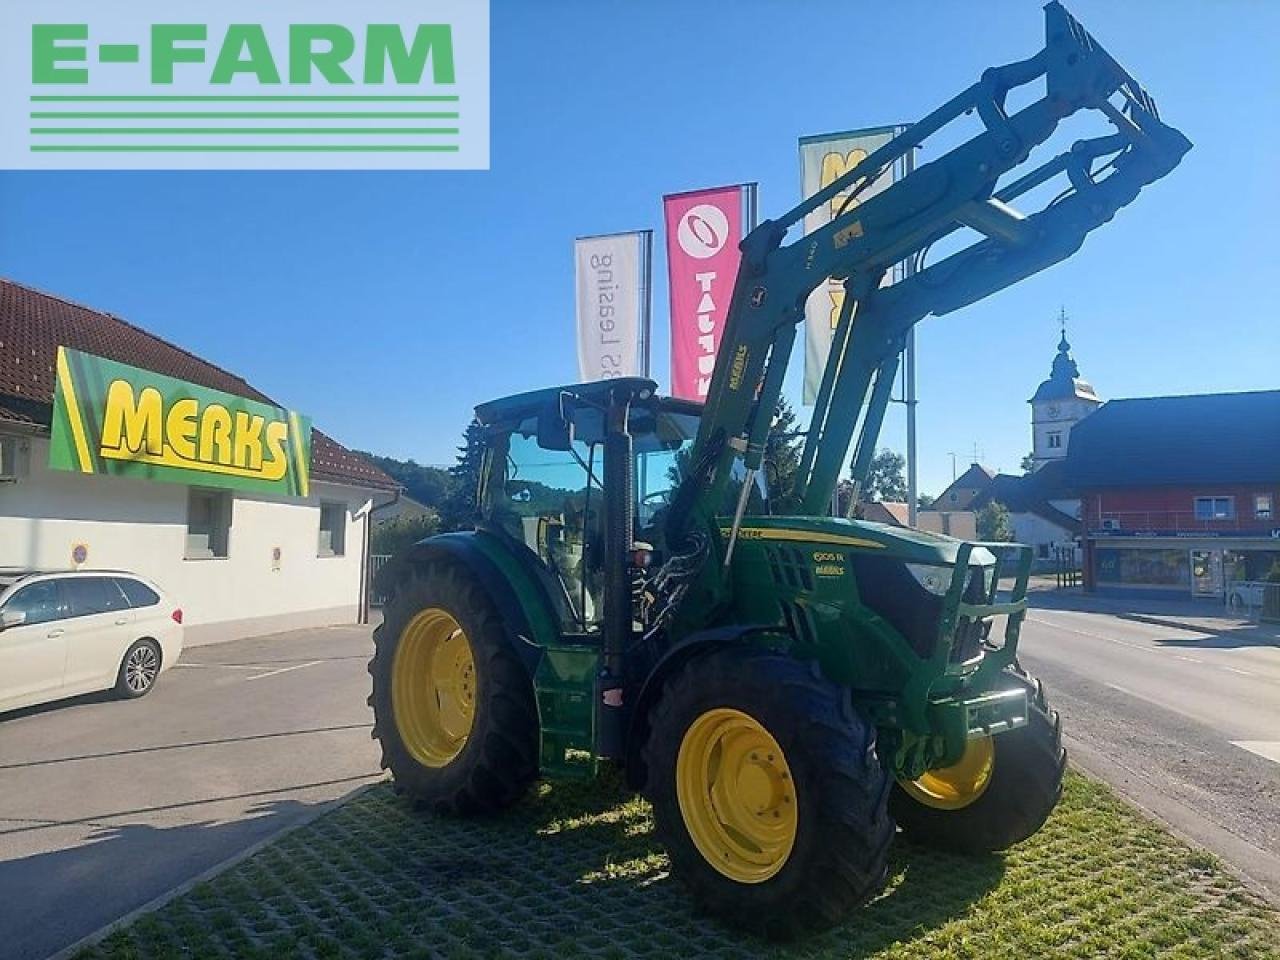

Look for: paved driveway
[0,622,384,960]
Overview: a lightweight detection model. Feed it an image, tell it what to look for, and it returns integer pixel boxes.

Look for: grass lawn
[76,770,1278,960]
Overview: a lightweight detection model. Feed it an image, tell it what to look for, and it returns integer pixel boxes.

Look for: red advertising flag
[664,185,747,401]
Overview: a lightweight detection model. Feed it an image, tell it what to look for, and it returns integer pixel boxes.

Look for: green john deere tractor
[370,3,1189,937]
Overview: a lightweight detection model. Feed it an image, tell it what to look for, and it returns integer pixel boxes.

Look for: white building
[0,279,397,645]
[1029,330,1102,470]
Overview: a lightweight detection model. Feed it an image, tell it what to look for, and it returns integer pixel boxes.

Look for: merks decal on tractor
[50,346,312,496]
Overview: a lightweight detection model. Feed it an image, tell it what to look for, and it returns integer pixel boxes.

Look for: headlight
[906,563,949,596]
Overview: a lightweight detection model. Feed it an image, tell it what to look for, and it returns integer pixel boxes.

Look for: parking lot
[0,622,383,960]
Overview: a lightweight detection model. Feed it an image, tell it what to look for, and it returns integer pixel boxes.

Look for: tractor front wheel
[643,648,893,938]
[890,667,1066,853]
[369,561,539,815]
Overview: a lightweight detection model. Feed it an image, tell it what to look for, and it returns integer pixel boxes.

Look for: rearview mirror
[537,394,576,451]
[0,610,26,631]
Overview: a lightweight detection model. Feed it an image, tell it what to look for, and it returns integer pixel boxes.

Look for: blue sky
[2,0,1276,497]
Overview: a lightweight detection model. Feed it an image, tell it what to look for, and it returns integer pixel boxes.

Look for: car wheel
[116,639,162,699]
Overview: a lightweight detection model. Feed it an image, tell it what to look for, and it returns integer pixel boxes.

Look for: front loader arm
[671,1,1190,548]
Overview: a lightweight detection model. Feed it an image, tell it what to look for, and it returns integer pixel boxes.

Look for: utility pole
[902,132,919,528]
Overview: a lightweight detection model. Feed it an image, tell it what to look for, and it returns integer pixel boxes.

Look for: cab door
[0,580,71,711]
[59,577,135,692]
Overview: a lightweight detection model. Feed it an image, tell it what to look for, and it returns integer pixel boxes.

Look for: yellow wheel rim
[391,608,477,768]
[676,708,797,884]
[900,735,995,810]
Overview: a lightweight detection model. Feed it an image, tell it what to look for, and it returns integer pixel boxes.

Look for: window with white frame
[186,489,231,558]
[318,501,347,557]
[1193,496,1234,521]
[1255,494,1273,520]
[1047,431,1063,449]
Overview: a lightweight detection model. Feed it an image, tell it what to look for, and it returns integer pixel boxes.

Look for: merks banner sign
[50,347,313,497]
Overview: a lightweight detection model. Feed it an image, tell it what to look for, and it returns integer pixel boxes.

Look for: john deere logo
[1,1,489,170]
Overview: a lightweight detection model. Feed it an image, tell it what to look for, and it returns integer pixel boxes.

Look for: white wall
[1031,397,1101,466]
[0,437,382,645]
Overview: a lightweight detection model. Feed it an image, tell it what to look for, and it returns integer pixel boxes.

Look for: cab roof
[474,378,702,429]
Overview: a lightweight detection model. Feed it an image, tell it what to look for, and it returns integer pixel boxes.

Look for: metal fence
[369,553,392,608]
[1224,578,1280,623]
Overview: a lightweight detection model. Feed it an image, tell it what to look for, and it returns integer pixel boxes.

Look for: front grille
[764,546,814,591]
[950,566,992,663]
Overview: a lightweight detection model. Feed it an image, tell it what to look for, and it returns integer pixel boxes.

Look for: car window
[3,581,67,626]
[115,578,160,608]
[63,577,130,617]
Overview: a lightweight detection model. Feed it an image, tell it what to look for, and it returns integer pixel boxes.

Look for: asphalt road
[0,623,383,960]
[1018,592,1280,904]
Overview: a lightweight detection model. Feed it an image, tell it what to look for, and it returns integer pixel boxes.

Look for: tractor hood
[723,516,998,568]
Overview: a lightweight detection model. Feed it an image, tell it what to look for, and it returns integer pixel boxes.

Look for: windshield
[634,402,771,527]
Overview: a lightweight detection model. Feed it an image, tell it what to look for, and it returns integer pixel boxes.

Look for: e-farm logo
[0,1,489,170]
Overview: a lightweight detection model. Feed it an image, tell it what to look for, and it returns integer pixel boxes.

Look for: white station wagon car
[0,570,184,714]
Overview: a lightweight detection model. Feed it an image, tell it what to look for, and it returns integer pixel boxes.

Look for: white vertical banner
[575,231,649,382]
[799,126,899,404]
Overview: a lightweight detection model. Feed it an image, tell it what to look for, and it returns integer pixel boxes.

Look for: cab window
[491,417,603,629]
[3,581,67,626]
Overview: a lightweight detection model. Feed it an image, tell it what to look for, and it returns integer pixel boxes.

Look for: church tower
[1029,313,1101,470]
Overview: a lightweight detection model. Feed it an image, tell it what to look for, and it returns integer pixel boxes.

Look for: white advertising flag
[574,232,650,382]
[799,127,900,404]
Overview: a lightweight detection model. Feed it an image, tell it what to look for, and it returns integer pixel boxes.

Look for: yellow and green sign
[50,346,312,497]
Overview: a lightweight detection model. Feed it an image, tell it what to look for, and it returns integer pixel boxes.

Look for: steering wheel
[638,489,672,525]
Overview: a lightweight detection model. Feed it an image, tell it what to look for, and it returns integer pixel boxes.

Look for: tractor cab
[474,377,719,634]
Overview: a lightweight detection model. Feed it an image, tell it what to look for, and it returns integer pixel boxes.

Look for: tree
[917,492,936,511]
[764,396,804,514]
[439,418,487,531]
[858,448,908,503]
[976,500,1014,542]
[1020,452,1036,474]
[371,512,441,558]
[356,451,454,510]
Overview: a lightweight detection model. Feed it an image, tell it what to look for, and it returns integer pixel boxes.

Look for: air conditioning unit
[0,436,27,482]
[1101,518,1122,531]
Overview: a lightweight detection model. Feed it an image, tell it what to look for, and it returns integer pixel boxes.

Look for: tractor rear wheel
[369,561,539,815]
[890,666,1065,853]
[643,648,893,938]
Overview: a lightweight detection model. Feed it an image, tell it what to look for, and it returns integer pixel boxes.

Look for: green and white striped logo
[1,1,488,169]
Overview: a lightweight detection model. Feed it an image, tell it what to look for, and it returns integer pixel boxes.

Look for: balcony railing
[1087,510,1277,535]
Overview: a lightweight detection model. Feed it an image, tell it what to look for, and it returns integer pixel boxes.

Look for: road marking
[1174,655,1202,663]
[174,662,264,672]
[1231,741,1280,764]
[1221,666,1256,677]
[1026,616,1156,653]
[1105,682,1136,696]
[245,660,324,681]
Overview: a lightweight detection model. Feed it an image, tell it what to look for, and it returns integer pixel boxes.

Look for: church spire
[1051,307,1079,380]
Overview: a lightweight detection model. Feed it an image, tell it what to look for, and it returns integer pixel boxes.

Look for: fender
[624,624,790,790]
[394,530,562,675]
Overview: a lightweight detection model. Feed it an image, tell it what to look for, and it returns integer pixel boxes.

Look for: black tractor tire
[890,666,1066,854]
[643,648,894,939]
[369,561,539,815]
[114,639,162,699]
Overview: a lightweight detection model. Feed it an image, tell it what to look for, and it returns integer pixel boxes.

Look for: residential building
[1066,389,1280,598]
[0,279,398,644]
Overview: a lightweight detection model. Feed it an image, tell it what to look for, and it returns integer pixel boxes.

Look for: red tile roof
[0,278,396,491]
